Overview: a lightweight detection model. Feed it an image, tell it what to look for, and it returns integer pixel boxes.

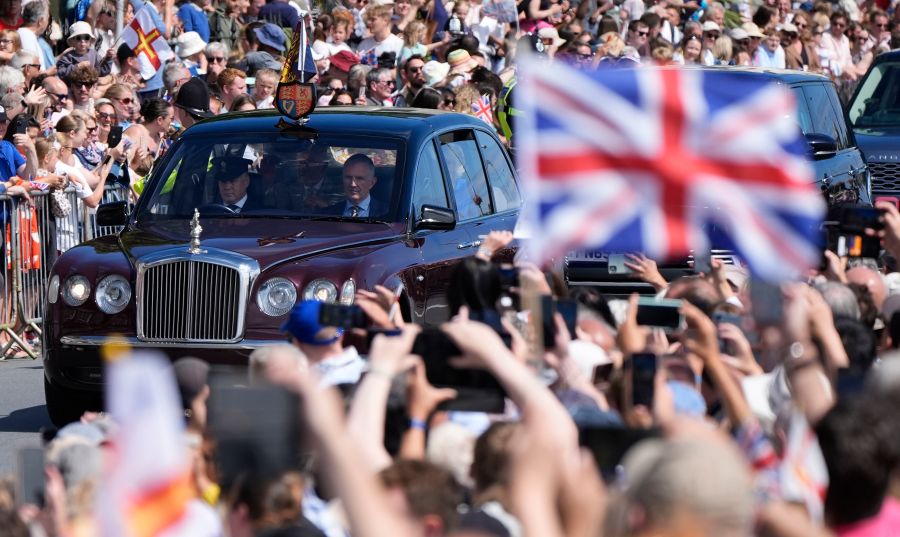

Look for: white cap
[701,21,721,32]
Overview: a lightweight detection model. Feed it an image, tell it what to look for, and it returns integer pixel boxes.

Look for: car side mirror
[806,133,838,161]
[96,200,130,227]
[416,205,456,230]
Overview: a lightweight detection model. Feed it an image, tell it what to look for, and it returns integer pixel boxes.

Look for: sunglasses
[116,97,134,105]
[444,98,456,106]
[704,31,720,38]
[636,30,649,36]
[74,81,95,89]
[876,23,888,29]
[96,112,116,120]
[24,63,40,69]
[87,126,98,133]
[208,56,226,63]
[51,92,68,100]
[576,52,593,59]
[379,79,396,86]
[74,35,93,42]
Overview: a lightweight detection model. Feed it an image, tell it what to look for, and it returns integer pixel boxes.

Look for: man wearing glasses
[9,51,41,88]
[56,22,114,79]
[865,10,891,56]
[394,56,427,107]
[626,20,650,58]
[820,12,857,82]
[41,76,71,126]
[363,67,396,106]
[67,65,99,114]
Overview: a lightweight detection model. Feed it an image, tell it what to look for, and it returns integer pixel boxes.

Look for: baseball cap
[174,77,213,119]
[212,156,252,182]
[701,21,721,32]
[281,300,343,345]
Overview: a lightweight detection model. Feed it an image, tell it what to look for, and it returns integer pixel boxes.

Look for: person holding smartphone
[0,106,37,183]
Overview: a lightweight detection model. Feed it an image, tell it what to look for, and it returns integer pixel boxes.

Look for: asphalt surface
[0,358,52,477]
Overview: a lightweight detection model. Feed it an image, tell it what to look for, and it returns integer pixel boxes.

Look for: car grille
[139,259,243,342]
[868,162,900,194]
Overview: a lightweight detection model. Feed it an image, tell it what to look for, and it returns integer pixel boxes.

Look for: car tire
[43,376,96,427]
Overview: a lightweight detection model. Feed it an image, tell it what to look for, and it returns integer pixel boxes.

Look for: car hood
[854,127,900,158]
[119,219,401,271]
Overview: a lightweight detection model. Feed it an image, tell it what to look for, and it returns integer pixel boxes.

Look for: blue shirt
[257,1,298,30]
[177,3,210,42]
[0,141,25,181]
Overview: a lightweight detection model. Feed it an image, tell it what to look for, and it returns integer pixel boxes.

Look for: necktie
[228,204,240,213]
[350,205,360,217]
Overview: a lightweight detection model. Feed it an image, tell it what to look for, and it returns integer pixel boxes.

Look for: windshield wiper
[304,215,392,225]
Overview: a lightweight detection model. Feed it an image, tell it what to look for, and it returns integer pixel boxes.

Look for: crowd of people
[5,219,900,537]
[1,0,897,209]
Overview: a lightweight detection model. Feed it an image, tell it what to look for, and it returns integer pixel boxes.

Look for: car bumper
[44,336,284,394]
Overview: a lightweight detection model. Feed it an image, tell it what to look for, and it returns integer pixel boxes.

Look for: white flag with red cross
[121,7,174,80]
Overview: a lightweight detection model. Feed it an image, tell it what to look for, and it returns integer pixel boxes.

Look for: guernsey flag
[121,7,175,80]
[98,351,195,537]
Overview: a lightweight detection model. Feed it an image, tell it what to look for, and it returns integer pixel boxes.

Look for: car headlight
[95,275,132,314]
[257,277,297,316]
[62,275,91,307]
[303,278,338,303]
[48,275,60,304]
[339,279,355,305]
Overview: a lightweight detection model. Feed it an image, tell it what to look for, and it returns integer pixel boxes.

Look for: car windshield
[137,133,404,221]
[848,61,900,128]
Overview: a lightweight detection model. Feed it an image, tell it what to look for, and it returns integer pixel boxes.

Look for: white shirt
[313,346,365,387]
[755,45,786,69]
[342,195,371,217]
[18,27,48,70]
[226,194,248,212]
[356,33,404,60]
[255,95,274,109]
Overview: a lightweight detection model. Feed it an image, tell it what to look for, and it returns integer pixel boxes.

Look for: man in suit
[214,156,262,213]
[324,153,387,217]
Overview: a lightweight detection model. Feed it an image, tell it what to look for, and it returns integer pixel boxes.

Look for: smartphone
[631,353,656,407]
[837,206,883,233]
[750,279,783,327]
[556,298,578,338]
[876,196,900,210]
[712,312,742,355]
[579,426,660,480]
[607,253,633,275]
[693,252,711,274]
[14,116,28,135]
[635,297,683,333]
[497,265,519,293]
[107,125,123,149]
[541,294,557,349]
[413,329,506,412]
[207,375,302,490]
[18,448,45,507]
[592,362,615,385]
[318,304,368,329]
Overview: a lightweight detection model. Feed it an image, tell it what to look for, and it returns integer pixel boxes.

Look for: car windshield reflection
[139,134,404,222]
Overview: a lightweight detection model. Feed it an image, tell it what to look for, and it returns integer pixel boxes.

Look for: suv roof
[642,64,831,85]
[186,107,488,137]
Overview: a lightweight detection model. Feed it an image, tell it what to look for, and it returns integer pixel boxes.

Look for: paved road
[0,358,51,476]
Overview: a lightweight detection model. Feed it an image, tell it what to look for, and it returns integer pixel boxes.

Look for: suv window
[825,84,851,149]
[792,85,814,135]
[475,130,521,213]
[801,83,842,145]
[411,140,449,219]
[439,130,492,220]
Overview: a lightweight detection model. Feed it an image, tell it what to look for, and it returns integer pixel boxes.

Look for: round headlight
[95,275,132,314]
[303,279,338,303]
[339,279,356,305]
[48,275,60,304]
[257,277,297,316]
[62,275,91,307]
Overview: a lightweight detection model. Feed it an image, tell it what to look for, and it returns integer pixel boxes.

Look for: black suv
[848,50,900,196]
[565,67,870,295]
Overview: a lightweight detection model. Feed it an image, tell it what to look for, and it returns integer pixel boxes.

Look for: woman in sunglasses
[103,84,138,129]
[56,21,114,80]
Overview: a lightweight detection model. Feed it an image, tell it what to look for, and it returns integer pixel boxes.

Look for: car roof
[872,49,900,64]
[638,64,830,84]
[185,107,489,137]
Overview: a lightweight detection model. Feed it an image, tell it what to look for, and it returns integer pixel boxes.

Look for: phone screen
[541,295,556,349]
[750,279,783,327]
[318,304,368,329]
[107,126,123,149]
[556,298,578,338]
[18,448,45,507]
[635,297,683,332]
[631,353,656,408]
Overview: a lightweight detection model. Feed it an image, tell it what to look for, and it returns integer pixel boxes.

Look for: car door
[473,129,521,263]
[408,136,473,325]
[826,84,871,205]
[799,82,863,205]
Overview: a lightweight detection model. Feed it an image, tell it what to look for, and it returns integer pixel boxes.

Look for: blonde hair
[404,20,426,47]
[599,32,625,57]
[453,84,481,114]
[35,133,60,164]
[713,35,733,62]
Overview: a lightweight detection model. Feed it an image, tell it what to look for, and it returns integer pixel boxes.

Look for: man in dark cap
[173,77,213,131]
[214,156,263,213]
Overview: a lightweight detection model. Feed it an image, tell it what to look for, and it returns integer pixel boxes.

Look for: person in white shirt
[820,12,857,81]
[755,29,786,69]
[356,5,404,64]
[282,300,366,388]
[17,1,50,71]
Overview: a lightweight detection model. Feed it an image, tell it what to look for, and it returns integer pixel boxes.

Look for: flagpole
[116,0,125,37]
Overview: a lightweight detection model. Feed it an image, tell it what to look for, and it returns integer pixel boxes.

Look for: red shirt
[0,17,23,31]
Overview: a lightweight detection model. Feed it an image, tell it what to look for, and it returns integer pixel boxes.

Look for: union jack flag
[361,48,378,67]
[472,94,493,124]
[516,60,826,281]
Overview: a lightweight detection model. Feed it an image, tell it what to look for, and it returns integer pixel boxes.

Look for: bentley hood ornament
[189,208,205,254]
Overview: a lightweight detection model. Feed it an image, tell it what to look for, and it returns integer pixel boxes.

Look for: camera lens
[609,265,617,273]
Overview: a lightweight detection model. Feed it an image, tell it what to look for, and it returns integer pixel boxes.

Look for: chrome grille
[868,162,900,194]
[136,249,259,343]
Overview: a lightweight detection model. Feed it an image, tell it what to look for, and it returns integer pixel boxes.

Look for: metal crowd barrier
[0,184,130,360]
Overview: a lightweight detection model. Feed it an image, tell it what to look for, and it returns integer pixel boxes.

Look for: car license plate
[568,250,608,261]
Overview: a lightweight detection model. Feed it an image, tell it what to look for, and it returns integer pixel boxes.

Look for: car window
[824,83,850,149]
[475,130,521,213]
[848,60,900,127]
[791,85,814,135]
[138,135,403,221]
[801,83,841,143]
[439,130,492,221]
[411,140,449,219]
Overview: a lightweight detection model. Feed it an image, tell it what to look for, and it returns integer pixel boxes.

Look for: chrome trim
[60,335,283,350]
[564,281,656,288]
[135,247,260,343]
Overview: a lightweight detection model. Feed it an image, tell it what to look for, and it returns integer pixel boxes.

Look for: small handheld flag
[275,18,317,121]
[121,7,174,80]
